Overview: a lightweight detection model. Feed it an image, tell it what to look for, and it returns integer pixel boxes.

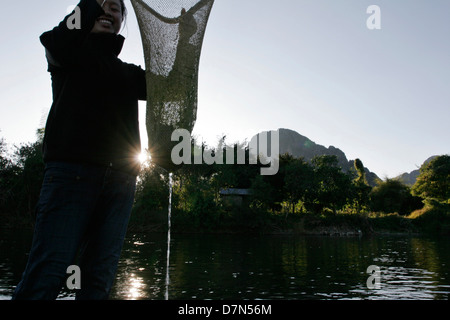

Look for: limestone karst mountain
[396,155,439,186]
[254,128,380,186]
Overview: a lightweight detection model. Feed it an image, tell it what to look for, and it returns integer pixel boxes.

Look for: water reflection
[109,233,450,300]
[0,229,449,300]
[111,234,165,300]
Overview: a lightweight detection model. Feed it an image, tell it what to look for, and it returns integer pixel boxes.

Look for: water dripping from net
[165,172,173,300]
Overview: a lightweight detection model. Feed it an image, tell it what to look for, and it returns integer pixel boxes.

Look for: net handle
[132,0,213,24]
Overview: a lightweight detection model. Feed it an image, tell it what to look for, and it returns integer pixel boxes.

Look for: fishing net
[131,0,215,171]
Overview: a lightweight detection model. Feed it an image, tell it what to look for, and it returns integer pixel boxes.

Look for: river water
[1,230,449,300]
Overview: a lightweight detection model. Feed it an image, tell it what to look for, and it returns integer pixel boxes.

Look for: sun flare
[137,151,151,165]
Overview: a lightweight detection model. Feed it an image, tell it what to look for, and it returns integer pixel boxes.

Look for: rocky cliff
[256,128,380,186]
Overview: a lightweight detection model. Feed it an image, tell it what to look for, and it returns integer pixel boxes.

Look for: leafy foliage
[2,131,446,233]
[0,130,44,226]
[370,178,422,215]
[411,155,450,204]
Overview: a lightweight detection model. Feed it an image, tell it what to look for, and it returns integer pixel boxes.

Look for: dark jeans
[12,162,137,300]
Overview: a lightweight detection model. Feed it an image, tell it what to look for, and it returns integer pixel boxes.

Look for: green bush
[410,203,450,234]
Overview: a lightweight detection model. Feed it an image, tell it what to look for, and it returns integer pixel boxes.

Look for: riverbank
[125,204,450,237]
[2,203,448,237]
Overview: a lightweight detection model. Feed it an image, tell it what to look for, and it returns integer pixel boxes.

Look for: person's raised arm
[39,0,105,68]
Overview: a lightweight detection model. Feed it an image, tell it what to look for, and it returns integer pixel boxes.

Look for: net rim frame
[131,0,214,24]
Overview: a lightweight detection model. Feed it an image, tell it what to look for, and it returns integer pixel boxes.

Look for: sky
[0,0,449,179]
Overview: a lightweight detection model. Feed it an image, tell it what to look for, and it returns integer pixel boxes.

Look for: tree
[311,155,353,214]
[370,179,422,215]
[173,142,221,228]
[0,129,45,224]
[354,159,367,185]
[283,156,314,215]
[412,155,450,204]
[351,158,372,213]
[12,130,45,220]
[0,137,15,216]
[250,174,275,211]
[0,136,9,168]
[133,162,169,213]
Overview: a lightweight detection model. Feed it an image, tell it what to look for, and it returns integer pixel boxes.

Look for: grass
[408,202,450,235]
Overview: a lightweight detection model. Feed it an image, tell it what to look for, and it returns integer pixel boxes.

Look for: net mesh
[131,0,214,171]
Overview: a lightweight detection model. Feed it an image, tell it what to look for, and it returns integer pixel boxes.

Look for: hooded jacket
[40,0,146,175]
